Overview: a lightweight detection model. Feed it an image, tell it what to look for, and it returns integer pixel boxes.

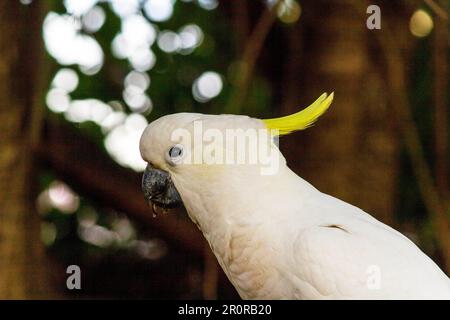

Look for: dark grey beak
[142,164,183,209]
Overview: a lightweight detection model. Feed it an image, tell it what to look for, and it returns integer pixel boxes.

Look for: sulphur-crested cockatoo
[140,93,450,299]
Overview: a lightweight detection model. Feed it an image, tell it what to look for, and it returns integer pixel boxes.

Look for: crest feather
[262,92,334,135]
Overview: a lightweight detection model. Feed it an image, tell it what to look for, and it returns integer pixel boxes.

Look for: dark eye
[168,145,184,161]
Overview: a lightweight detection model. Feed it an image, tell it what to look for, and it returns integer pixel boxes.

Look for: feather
[140,108,450,299]
[262,92,334,135]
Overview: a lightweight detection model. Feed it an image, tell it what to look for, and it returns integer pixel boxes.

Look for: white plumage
[139,110,450,300]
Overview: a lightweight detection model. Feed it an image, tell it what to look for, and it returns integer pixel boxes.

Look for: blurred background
[0,0,448,299]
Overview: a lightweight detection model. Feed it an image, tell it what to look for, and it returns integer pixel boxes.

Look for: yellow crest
[262,92,334,136]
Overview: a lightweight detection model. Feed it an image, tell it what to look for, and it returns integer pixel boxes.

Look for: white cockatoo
[139,93,450,299]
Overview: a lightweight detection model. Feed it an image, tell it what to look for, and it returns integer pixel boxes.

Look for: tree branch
[352,0,450,272]
[225,0,280,114]
[424,0,449,20]
[36,120,206,258]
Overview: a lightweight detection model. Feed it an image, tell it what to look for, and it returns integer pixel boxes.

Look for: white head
[139,93,333,225]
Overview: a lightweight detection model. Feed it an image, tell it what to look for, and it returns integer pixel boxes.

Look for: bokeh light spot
[52,68,79,93]
[64,0,98,16]
[198,0,218,10]
[82,5,106,32]
[46,88,71,113]
[158,31,181,53]
[410,9,434,38]
[104,114,148,171]
[277,0,301,24]
[192,71,223,102]
[144,0,175,22]
[110,0,140,17]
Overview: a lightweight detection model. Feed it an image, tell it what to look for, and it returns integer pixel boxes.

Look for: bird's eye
[168,144,184,163]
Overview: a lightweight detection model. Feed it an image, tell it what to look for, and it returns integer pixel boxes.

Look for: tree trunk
[0,1,54,299]
[280,0,401,224]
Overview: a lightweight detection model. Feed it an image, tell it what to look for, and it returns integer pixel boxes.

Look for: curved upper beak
[141,164,183,209]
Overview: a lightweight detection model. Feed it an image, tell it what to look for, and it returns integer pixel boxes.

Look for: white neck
[173,163,317,254]
[173,163,318,298]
